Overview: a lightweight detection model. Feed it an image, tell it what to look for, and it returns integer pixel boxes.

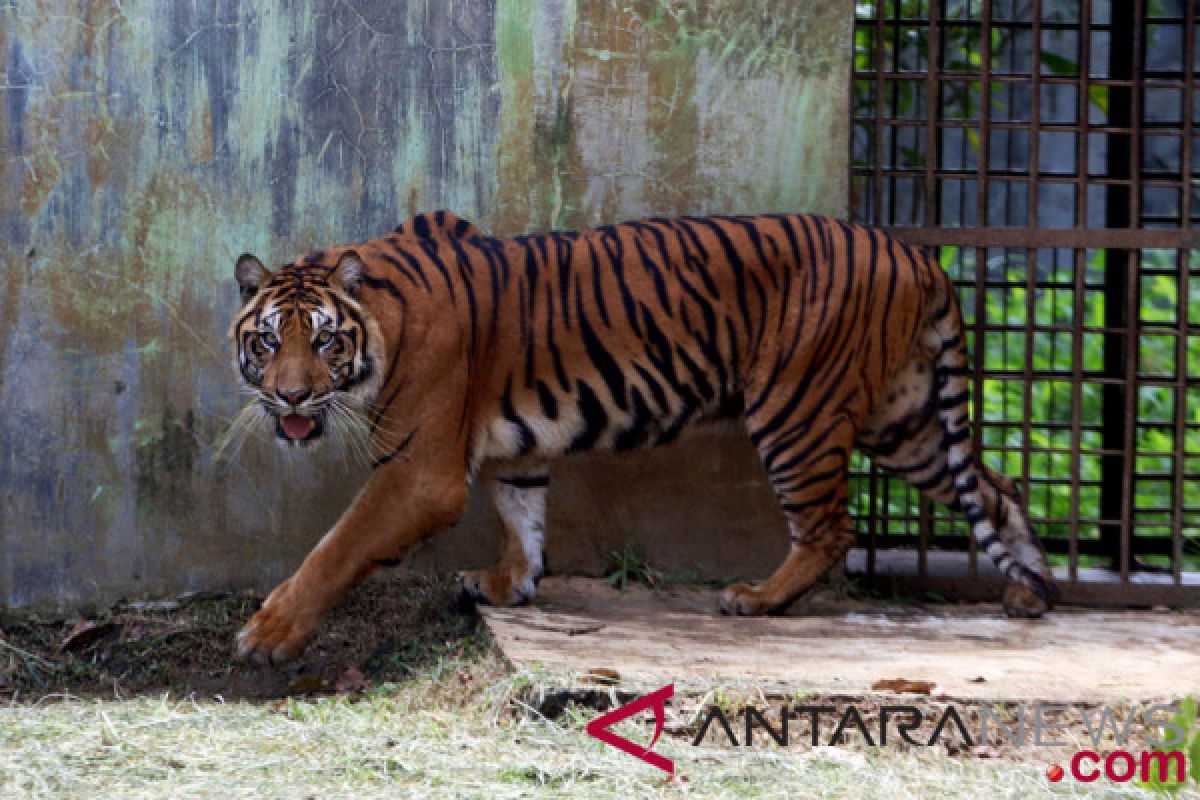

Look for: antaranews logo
[586,684,675,774]
[586,684,1197,786]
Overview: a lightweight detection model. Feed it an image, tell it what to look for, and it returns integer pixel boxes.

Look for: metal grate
[848,0,1200,606]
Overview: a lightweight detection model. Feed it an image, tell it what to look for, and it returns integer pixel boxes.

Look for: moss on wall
[493,0,850,231]
[0,0,851,608]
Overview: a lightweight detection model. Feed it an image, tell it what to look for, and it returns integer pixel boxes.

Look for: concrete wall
[0,0,852,609]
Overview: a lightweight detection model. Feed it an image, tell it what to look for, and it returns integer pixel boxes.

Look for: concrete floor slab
[481,577,1200,702]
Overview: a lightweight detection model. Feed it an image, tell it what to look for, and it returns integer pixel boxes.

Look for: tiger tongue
[281,413,316,440]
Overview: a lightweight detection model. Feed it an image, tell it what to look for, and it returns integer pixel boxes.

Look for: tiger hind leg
[460,469,548,606]
[862,336,1058,616]
[720,415,858,616]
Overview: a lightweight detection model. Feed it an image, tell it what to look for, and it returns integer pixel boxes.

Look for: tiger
[230,210,1059,665]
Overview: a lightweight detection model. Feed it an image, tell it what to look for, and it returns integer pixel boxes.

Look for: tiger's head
[228,251,384,447]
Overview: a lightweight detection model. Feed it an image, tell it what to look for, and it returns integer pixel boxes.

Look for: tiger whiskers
[331,396,415,466]
[212,389,400,469]
[326,405,369,470]
[322,394,379,467]
[212,402,271,463]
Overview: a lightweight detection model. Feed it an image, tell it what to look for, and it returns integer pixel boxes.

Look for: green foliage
[852,2,1199,568]
[604,542,674,591]
[1138,697,1200,793]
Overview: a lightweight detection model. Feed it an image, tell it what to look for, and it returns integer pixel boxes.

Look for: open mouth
[276,412,323,443]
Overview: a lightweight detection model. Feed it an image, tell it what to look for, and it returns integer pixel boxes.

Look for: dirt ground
[0,571,485,701]
[1,569,1195,776]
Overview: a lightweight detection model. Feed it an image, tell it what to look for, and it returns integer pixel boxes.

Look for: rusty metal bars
[849,0,1199,605]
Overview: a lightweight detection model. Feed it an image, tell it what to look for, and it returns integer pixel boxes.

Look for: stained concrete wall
[0,1,852,609]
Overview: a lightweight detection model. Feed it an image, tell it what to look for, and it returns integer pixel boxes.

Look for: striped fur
[232,211,1058,664]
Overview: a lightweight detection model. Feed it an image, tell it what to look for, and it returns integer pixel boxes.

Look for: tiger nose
[277,387,311,406]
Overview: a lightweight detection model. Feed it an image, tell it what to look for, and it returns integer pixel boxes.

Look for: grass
[1139,697,1200,794]
[1,571,1197,798]
[603,542,738,591]
[1,676,1182,799]
[605,543,680,592]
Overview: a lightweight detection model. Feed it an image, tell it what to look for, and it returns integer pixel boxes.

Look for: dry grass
[0,573,1195,798]
[0,669,1178,799]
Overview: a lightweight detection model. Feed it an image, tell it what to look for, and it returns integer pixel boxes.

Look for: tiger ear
[333,250,365,296]
[235,254,270,302]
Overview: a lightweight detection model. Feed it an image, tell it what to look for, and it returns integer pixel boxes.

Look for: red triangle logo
[585,683,675,774]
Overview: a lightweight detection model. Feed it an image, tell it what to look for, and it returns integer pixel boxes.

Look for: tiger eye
[315,330,335,348]
[258,331,279,349]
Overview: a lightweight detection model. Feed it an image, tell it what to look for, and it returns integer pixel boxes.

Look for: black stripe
[392,247,437,293]
[501,377,536,456]
[938,390,970,408]
[499,474,549,489]
[943,427,970,446]
[630,231,671,312]
[912,465,951,492]
[781,487,838,515]
[553,233,574,329]
[631,362,671,413]
[577,290,629,411]
[673,343,715,402]
[614,386,655,452]
[882,451,941,474]
[669,218,720,299]
[585,238,612,328]
[372,428,417,469]
[567,381,608,453]
[947,456,971,474]
[412,213,432,238]
[379,251,429,292]
[536,380,559,420]
[977,533,1001,552]
[772,464,844,496]
[692,218,754,342]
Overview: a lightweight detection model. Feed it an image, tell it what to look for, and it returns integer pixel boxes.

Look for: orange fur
[231,212,1055,664]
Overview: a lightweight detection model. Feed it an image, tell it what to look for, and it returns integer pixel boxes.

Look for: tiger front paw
[237,578,322,666]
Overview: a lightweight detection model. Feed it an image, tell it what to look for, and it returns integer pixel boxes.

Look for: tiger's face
[229,251,384,446]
